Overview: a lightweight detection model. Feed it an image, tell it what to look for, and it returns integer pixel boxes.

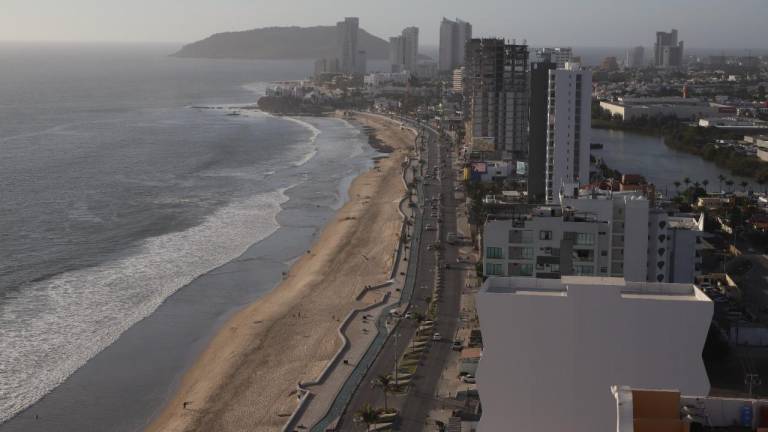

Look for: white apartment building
[476,276,712,432]
[545,63,592,204]
[483,192,705,283]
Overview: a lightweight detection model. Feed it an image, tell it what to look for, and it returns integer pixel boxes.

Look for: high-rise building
[654,29,684,68]
[401,26,419,72]
[528,60,557,203]
[625,46,645,68]
[336,17,359,74]
[536,47,573,68]
[355,50,367,75]
[476,276,712,432]
[388,36,404,72]
[464,39,529,161]
[439,18,472,71]
[389,27,419,73]
[545,64,592,203]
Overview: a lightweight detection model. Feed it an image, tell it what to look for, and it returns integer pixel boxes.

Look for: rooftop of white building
[481,276,709,302]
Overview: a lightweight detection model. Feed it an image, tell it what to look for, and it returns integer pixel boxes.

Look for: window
[574,265,594,276]
[572,249,594,262]
[539,230,553,240]
[486,247,503,259]
[601,250,608,257]
[509,247,534,259]
[575,232,595,246]
[487,263,503,276]
[600,266,608,273]
[509,229,534,243]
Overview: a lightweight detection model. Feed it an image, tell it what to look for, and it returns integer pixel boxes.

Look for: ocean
[0,43,377,431]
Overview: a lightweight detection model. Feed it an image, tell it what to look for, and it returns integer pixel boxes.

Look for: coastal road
[397,128,464,432]
[337,119,464,431]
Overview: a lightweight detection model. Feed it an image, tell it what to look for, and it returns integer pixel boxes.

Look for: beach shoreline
[144,112,413,432]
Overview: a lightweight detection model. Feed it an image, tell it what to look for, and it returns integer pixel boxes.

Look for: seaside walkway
[282,117,422,432]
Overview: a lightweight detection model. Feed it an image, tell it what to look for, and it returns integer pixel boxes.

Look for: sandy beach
[145,112,412,432]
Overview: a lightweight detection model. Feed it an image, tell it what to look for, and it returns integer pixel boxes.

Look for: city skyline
[1,0,767,49]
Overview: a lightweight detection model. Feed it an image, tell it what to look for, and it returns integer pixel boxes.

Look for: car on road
[460,375,476,384]
[452,340,463,350]
[432,332,442,341]
[405,312,413,319]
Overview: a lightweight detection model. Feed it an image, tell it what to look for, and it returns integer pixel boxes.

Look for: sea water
[0,43,377,431]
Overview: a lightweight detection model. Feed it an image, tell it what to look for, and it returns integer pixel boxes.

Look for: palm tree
[718,174,726,193]
[702,179,709,192]
[740,181,749,192]
[673,181,681,195]
[683,177,691,190]
[373,375,392,410]
[356,403,378,432]
[726,179,734,193]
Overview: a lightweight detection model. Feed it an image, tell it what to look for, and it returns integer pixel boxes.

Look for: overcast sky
[2,0,766,49]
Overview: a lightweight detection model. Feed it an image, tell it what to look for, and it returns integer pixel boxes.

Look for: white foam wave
[0,188,290,423]
[280,117,321,167]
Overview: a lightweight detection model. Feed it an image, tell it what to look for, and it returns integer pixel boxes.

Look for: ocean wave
[277,117,321,167]
[0,188,291,423]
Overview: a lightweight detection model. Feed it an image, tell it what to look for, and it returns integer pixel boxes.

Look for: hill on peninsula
[172,26,390,60]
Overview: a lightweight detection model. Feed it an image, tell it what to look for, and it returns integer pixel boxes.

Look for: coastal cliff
[172,25,390,60]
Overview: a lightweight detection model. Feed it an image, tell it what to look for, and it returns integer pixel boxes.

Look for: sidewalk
[282,127,421,432]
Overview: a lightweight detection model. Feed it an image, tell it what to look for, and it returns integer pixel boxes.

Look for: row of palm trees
[673,175,755,195]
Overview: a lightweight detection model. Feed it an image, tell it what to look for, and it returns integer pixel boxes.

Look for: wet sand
[145,112,413,432]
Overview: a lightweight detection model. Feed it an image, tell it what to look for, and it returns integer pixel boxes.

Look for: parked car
[452,340,463,351]
[460,375,476,384]
[432,332,442,341]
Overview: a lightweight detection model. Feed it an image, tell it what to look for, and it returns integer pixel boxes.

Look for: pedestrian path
[282,124,422,432]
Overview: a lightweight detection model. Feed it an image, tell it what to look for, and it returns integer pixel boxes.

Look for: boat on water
[226,111,241,116]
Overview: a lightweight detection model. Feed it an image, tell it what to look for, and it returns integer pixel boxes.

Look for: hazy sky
[2,0,766,49]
